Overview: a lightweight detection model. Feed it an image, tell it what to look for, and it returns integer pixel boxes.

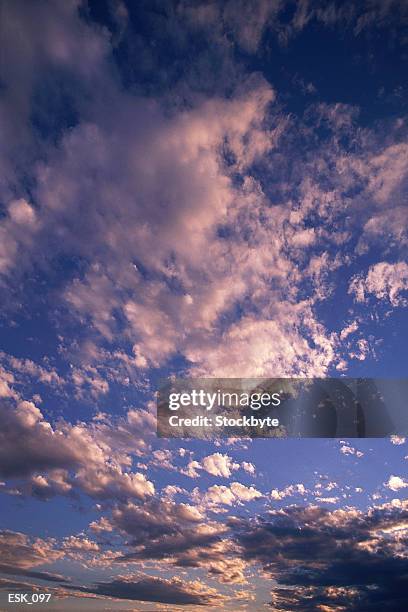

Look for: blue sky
[0,1,408,610]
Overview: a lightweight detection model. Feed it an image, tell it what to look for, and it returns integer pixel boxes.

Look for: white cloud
[271,483,307,500]
[199,482,263,508]
[340,444,364,458]
[316,496,339,504]
[202,453,240,478]
[340,320,358,341]
[390,436,406,446]
[242,462,256,474]
[386,475,408,492]
[350,262,408,307]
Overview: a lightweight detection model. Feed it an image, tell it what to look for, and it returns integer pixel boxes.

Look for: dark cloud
[0,399,155,503]
[0,578,47,591]
[235,503,408,610]
[0,400,81,478]
[0,530,66,588]
[72,574,221,605]
[106,499,224,561]
[91,498,247,584]
[0,564,68,584]
[115,501,207,540]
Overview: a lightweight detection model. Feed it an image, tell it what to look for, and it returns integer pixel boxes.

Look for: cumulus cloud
[201,453,240,478]
[100,498,206,544]
[62,536,99,553]
[339,320,359,340]
[235,502,408,610]
[386,475,408,492]
[271,483,307,500]
[183,453,241,478]
[0,0,109,234]
[197,482,263,510]
[89,497,248,585]
[0,395,155,502]
[242,461,256,474]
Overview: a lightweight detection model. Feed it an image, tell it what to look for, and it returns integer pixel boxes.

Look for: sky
[0,0,408,610]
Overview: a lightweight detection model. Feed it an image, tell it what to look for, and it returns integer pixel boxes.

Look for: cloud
[201,453,240,478]
[0,0,109,233]
[27,78,296,378]
[0,565,67,584]
[2,0,407,383]
[0,530,66,584]
[365,142,408,205]
[187,309,338,377]
[0,2,407,608]
[242,461,256,474]
[282,0,408,39]
[339,320,359,340]
[390,436,406,445]
[386,475,408,492]
[197,482,263,509]
[182,0,408,54]
[340,443,364,458]
[74,467,155,501]
[184,453,240,478]
[62,536,99,553]
[271,483,307,500]
[175,541,248,585]
[350,262,408,306]
[95,498,209,548]
[4,7,388,381]
[90,497,249,585]
[0,200,39,276]
[315,496,339,504]
[0,352,64,391]
[0,394,155,502]
[230,482,263,502]
[74,573,223,605]
[235,502,408,610]
[0,367,18,400]
[358,207,408,254]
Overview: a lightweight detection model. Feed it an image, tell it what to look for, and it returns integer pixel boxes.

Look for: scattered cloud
[350,262,408,306]
[340,443,364,458]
